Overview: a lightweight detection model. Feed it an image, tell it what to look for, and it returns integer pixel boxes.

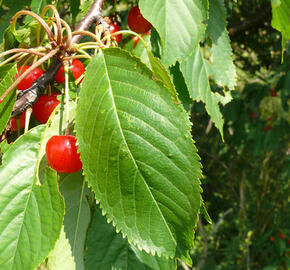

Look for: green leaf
[147,50,178,101]
[132,33,151,67]
[0,126,65,270]
[206,0,236,89]
[0,64,17,135]
[70,0,80,20]
[0,0,31,42]
[31,0,48,15]
[47,226,76,270]
[271,0,290,53]
[60,172,90,270]
[76,48,202,258]
[85,206,176,270]
[180,47,232,139]
[139,0,208,66]
[169,63,192,112]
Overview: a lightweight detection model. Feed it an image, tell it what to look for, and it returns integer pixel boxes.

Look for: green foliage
[206,0,236,90]
[0,0,289,269]
[59,173,90,270]
[85,206,176,270]
[139,0,208,66]
[75,48,202,259]
[0,126,64,270]
[181,48,231,138]
[0,64,17,134]
[271,0,290,53]
[47,226,76,270]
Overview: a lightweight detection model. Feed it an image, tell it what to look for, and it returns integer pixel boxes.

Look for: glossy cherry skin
[46,135,82,173]
[132,35,140,48]
[33,94,60,124]
[109,23,122,45]
[55,59,85,84]
[16,66,44,90]
[127,6,152,34]
[11,111,26,131]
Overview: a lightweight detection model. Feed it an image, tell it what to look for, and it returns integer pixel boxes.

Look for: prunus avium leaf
[180,47,232,139]
[271,0,290,54]
[0,64,17,135]
[47,226,76,270]
[0,126,64,270]
[85,206,176,270]
[206,0,236,90]
[75,48,202,258]
[139,0,208,66]
[59,173,90,270]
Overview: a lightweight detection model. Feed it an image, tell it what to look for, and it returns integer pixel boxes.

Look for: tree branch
[72,0,108,44]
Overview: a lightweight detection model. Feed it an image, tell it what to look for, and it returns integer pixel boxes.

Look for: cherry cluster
[109,5,152,46]
[12,60,85,173]
[7,4,152,175]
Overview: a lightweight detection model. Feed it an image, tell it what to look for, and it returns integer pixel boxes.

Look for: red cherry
[127,6,152,34]
[109,23,122,45]
[16,66,44,90]
[263,125,271,131]
[55,59,85,84]
[270,88,277,97]
[250,111,254,119]
[132,35,140,48]
[46,135,82,173]
[279,233,285,239]
[33,94,60,124]
[11,111,26,131]
[270,236,275,242]
[288,239,290,245]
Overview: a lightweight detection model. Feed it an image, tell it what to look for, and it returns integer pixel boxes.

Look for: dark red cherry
[55,59,85,84]
[33,94,60,124]
[109,23,122,45]
[11,111,26,131]
[127,6,152,34]
[46,135,82,173]
[16,66,44,90]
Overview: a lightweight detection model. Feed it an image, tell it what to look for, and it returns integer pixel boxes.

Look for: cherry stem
[10,10,55,42]
[0,49,59,102]
[72,31,104,46]
[24,108,32,134]
[64,61,70,136]
[63,54,91,61]
[0,48,46,60]
[0,52,23,67]
[60,19,73,51]
[40,5,62,45]
[110,30,149,49]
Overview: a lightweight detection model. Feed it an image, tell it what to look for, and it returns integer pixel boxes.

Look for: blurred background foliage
[0,0,289,269]
[190,0,290,269]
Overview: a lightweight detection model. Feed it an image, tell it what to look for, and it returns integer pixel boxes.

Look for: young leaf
[60,172,90,270]
[76,48,202,259]
[206,0,236,89]
[139,0,208,66]
[47,226,76,270]
[180,47,232,139]
[0,64,17,135]
[0,126,65,270]
[85,206,176,270]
